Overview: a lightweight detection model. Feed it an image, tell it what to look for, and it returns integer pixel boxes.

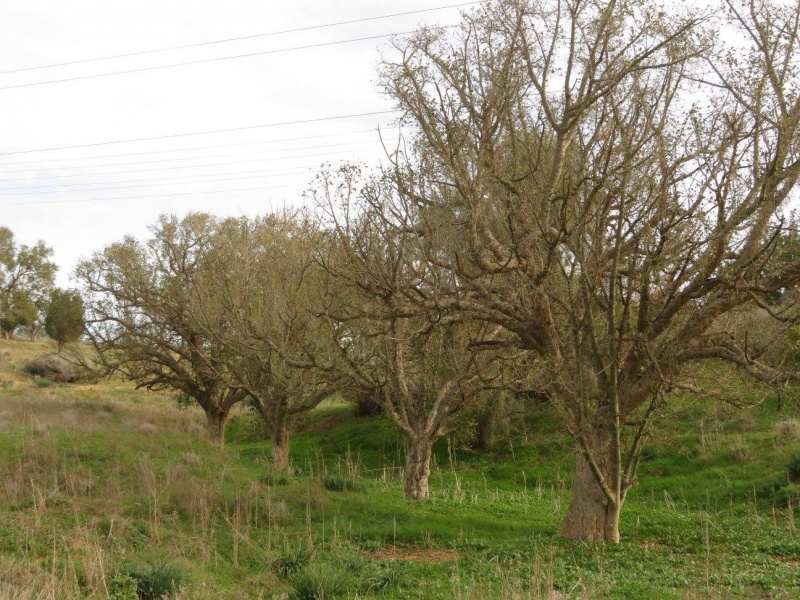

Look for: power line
[0,140,377,175]
[0,184,308,207]
[0,147,375,182]
[0,31,419,92]
[0,109,396,157]
[0,3,477,76]
[0,171,312,195]
[0,126,398,166]
[0,166,317,192]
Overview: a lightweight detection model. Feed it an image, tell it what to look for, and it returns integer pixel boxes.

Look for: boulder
[24,353,82,383]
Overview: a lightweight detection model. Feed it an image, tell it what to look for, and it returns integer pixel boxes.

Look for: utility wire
[0,184,306,206]
[0,31,420,92]
[0,126,397,166]
[0,3,477,75]
[0,166,317,192]
[0,140,376,175]
[0,148,371,181]
[0,109,396,157]
[0,171,310,195]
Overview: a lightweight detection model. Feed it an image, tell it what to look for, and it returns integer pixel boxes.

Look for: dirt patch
[773,555,800,567]
[365,545,459,562]
[297,413,349,434]
[639,540,667,551]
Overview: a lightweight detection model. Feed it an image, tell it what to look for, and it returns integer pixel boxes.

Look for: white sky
[0,1,472,286]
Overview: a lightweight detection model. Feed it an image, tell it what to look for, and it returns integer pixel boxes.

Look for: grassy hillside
[1,338,800,598]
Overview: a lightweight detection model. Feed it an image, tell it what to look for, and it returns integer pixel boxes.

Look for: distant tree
[76,214,246,444]
[44,288,85,351]
[0,290,38,339]
[0,227,57,338]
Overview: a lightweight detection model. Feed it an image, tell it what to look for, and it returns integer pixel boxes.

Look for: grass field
[1,337,800,598]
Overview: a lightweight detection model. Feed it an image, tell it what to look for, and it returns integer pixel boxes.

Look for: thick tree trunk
[205,407,229,445]
[270,420,290,473]
[557,449,621,542]
[404,437,433,500]
[474,412,493,452]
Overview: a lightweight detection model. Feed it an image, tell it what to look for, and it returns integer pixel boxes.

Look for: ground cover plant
[1,337,800,598]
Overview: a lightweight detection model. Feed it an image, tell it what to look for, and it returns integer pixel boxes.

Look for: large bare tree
[370,0,800,540]
[315,169,512,499]
[185,213,344,472]
[76,214,245,443]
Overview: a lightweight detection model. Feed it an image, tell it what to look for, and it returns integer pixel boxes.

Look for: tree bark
[404,437,433,500]
[270,419,291,473]
[557,446,621,542]
[474,411,493,452]
[205,407,229,446]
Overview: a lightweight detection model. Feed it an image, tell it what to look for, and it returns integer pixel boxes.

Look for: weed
[116,561,186,599]
[262,471,290,486]
[775,419,800,445]
[787,451,800,483]
[291,562,351,599]
[274,547,312,579]
[321,474,364,492]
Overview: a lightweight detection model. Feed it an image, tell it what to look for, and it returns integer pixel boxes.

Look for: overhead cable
[0,31,420,92]
[0,109,396,156]
[0,3,477,75]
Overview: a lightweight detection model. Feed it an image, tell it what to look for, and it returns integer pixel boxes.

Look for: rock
[23,353,82,383]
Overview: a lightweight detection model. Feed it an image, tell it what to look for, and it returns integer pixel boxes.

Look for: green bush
[292,562,351,600]
[274,547,311,579]
[116,561,186,599]
[787,452,800,483]
[775,483,800,507]
[108,573,138,600]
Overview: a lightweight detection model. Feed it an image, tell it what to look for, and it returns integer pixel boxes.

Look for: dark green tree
[44,288,85,351]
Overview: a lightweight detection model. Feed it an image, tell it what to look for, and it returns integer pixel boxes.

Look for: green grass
[2,339,800,598]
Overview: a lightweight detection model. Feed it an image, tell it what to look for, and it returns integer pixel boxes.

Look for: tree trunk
[556,447,621,542]
[271,419,290,473]
[474,411,493,452]
[205,407,229,446]
[404,437,432,500]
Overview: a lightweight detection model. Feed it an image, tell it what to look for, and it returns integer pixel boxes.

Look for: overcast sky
[0,1,473,285]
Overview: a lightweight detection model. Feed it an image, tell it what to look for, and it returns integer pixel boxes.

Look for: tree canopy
[0,227,57,338]
[44,288,85,351]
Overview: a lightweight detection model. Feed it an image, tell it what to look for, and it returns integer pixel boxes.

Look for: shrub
[787,452,800,483]
[274,547,311,579]
[108,573,138,600]
[775,483,800,507]
[775,419,800,445]
[116,561,186,599]
[291,562,351,600]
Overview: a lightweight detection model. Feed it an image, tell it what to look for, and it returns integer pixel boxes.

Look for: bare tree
[371,0,800,540]
[76,214,245,443]
[314,169,512,499]
[185,213,344,472]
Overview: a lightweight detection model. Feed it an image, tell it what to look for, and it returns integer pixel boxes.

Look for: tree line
[9,0,800,543]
